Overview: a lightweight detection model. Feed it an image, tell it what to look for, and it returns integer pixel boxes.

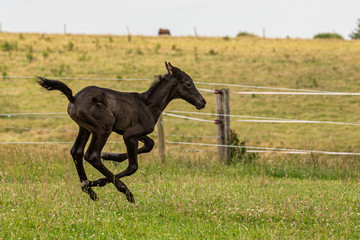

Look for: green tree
[349,18,360,39]
[313,33,343,39]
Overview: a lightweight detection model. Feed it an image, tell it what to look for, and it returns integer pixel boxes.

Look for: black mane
[141,75,167,101]
[140,67,189,102]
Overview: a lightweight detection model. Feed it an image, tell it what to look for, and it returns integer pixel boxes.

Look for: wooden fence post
[126,26,131,42]
[216,88,231,163]
[157,113,166,163]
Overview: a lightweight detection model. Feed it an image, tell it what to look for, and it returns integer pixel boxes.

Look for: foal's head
[165,62,206,110]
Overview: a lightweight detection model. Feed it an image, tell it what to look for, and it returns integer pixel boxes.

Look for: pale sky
[0,0,359,39]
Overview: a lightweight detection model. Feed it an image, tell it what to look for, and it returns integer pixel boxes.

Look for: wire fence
[166,141,360,156]
[0,76,152,81]
[2,75,360,157]
[2,110,360,125]
[0,126,77,132]
[163,112,215,123]
[0,125,218,139]
[0,112,66,117]
[2,120,360,156]
[4,75,360,95]
[232,91,360,96]
[0,141,124,145]
[163,110,360,126]
[2,138,359,156]
[4,110,360,126]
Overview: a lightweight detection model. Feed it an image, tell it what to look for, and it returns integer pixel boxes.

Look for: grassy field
[0,33,360,239]
[1,146,359,239]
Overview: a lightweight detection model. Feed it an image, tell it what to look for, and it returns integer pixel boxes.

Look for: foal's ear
[165,62,174,75]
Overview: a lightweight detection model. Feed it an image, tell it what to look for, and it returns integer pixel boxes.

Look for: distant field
[1,33,360,150]
[0,33,360,239]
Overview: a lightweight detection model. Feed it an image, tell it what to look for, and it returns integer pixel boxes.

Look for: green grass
[0,146,359,239]
[1,33,360,239]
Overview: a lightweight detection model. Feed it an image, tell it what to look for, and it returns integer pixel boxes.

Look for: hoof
[88,188,99,201]
[125,190,135,203]
[81,181,99,201]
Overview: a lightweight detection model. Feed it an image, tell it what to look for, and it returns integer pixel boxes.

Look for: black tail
[37,77,75,103]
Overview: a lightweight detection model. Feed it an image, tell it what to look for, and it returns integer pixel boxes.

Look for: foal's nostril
[202,99,206,106]
[197,99,206,109]
[195,98,206,109]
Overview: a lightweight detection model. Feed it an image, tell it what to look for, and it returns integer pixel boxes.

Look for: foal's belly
[112,111,136,133]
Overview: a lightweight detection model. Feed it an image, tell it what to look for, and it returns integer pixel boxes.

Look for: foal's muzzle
[196,99,206,110]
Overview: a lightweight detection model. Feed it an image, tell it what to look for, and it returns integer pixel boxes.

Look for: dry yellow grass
[1,33,360,154]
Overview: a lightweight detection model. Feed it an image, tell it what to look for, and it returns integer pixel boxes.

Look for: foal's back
[67,86,147,133]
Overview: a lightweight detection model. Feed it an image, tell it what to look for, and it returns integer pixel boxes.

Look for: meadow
[0,33,360,239]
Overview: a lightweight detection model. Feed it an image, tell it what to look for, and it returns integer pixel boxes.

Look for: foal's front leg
[113,126,153,179]
[90,136,140,187]
[101,136,154,163]
[90,126,152,187]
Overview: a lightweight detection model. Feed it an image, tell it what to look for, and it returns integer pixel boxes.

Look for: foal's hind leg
[101,136,154,163]
[84,130,135,203]
[70,127,98,201]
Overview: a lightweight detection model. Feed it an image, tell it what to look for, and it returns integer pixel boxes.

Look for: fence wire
[3,110,360,126]
[232,91,360,96]
[166,141,360,156]
[2,139,359,156]
[2,74,360,156]
[0,76,152,81]
[3,75,360,95]
[0,125,218,139]
[164,110,360,127]
[0,141,124,145]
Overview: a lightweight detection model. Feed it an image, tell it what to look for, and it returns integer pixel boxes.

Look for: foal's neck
[144,79,176,121]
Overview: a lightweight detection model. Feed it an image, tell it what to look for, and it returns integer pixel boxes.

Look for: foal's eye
[186,83,191,87]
